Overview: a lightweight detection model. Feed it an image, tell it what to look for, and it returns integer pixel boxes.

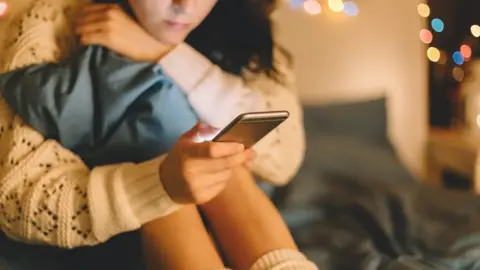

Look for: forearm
[0,1,182,247]
[160,44,306,185]
[1,144,180,248]
[0,101,180,248]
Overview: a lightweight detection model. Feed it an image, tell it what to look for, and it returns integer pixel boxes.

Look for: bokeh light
[343,1,358,16]
[420,29,433,44]
[460,45,472,59]
[427,47,441,62]
[0,1,7,17]
[452,67,465,82]
[471,25,480,38]
[328,0,344,13]
[289,0,305,8]
[417,4,430,18]
[303,0,321,15]
[453,51,465,65]
[431,18,444,33]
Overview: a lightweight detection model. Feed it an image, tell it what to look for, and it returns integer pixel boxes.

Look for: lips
[164,20,190,31]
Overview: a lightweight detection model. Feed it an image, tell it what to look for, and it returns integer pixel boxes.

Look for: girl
[0,0,311,269]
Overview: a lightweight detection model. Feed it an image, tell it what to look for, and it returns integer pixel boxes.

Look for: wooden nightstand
[426,128,480,191]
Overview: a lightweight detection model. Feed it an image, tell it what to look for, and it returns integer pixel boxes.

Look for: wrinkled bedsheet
[280,172,480,270]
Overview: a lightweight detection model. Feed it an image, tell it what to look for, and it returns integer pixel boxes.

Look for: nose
[171,0,197,15]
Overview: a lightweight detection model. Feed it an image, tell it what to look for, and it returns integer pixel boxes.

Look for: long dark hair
[186,0,288,82]
[116,0,288,82]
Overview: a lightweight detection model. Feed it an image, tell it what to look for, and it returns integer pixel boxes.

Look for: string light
[0,1,7,17]
[417,3,430,18]
[303,0,321,15]
[328,0,344,13]
[471,25,480,38]
[420,29,433,44]
[417,6,478,82]
[427,47,441,62]
[288,0,359,17]
[431,18,444,33]
[417,6,478,67]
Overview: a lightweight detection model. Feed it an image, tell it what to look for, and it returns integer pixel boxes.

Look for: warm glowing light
[343,1,358,16]
[0,1,7,17]
[417,4,430,18]
[452,67,465,82]
[475,114,480,128]
[431,18,444,33]
[419,29,433,44]
[427,47,440,62]
[471,25,480,38]
[460,45,472,59]
[328,0,344,13]
[304,0,321,15]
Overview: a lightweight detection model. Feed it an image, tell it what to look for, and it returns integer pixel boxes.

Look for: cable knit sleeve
[0,0,180,248]
[160,44,306,185]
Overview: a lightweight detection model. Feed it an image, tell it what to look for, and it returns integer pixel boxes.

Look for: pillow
[273,97,417,209]
[302,97,388,144]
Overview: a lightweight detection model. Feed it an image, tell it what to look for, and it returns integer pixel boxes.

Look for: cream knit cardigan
[0,0,305,248]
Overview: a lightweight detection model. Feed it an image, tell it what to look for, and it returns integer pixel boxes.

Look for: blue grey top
[0,45,199,167]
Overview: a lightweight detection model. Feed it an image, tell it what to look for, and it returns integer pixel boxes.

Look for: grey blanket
[282,173,480,270]
[273,127,480,270]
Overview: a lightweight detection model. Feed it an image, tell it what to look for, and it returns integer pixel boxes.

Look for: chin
[157,33,188,46]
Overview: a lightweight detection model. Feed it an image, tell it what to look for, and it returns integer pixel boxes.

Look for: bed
[274,97,480,270]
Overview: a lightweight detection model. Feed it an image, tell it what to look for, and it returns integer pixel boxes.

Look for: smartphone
[212,111,290,148]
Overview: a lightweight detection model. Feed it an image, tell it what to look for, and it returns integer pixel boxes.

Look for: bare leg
[200,166,297,270]
[140,205,225,270]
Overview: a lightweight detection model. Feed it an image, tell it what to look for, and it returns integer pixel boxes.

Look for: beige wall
[273,0,428,175]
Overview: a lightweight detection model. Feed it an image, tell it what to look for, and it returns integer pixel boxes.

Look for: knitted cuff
[249,249,318,270]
